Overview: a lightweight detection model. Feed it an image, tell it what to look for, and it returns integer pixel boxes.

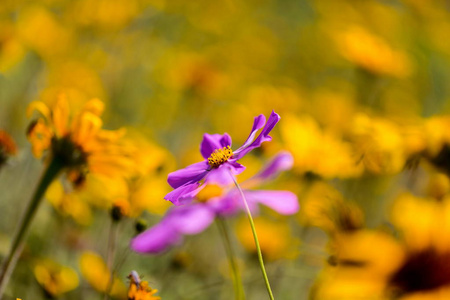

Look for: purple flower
[165,111,281,206]
[131,151,299,254]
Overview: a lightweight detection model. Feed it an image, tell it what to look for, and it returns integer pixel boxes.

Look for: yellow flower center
[208,146,233,168]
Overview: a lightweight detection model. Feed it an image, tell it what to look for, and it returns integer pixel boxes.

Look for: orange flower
[27,94,137,185]
[127,271,161,300]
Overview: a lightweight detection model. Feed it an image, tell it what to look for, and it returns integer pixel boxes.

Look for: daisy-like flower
[131,151,299,253]
[27,93,136,184]
[0,94,137,297]
[127,271,161,300]
[165,111,280,205]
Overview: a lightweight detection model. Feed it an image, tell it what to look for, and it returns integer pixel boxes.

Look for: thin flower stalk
[0,157,63,296]
[230,172,274,300]
[104,220,119,300]
[216,217,245,300]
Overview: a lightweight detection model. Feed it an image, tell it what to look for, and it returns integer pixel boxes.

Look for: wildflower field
[2,0,450,299]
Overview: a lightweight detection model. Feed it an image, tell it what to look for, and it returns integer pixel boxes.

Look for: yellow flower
[281,114,363,179]
[79,251,126,298]
[0,21,25,72]
[33,259,79,297]
[335,26,412,77]
[350,113,407,174]
[312,230,404,300]
[127,271,161,300]
[17,6,73,59]
[423,116,450,158]
[301,181,364,235]
[45,180,92,225]
[313,192,450,299]
[27,94,137,184]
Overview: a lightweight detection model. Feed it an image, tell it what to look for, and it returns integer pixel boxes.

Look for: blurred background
[2,0,450,299]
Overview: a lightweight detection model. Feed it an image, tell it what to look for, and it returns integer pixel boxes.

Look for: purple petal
[130,222,183,254]
[164,183,204,206]
[200,133,232,159]
[233,114,266,154]
[169,204,216,234]
[244,190,299,215]
[228,160,246,175]
[211,191,245,216]
[167,161,209,189]
[234,111,280,160]
[204,162,244,186]
[250,151,293,183]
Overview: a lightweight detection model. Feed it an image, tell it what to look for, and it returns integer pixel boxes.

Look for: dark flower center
[388,248,450,296]
[51,136,88,168]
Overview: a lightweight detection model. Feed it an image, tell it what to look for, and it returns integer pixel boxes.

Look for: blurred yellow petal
[71,111,103,146]
[82,98,105,116]
[79,251,126,297]
[52,94,70,137]
[26,101,50,120]
[33,259,79,297]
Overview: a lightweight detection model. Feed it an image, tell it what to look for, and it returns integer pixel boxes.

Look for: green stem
[216,217,245,300]
[0,157,63,298]
[230,173,275,300]
[103,220,118,300]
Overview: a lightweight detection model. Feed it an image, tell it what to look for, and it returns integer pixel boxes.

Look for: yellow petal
[52,94,70,137]
[71,111,102,147]
[82,98,105,116]
[79,251,126,297]
[26,100,50,119]
[27,119,53,158]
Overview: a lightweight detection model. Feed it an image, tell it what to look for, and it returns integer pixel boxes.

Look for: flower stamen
[208,146,233,168]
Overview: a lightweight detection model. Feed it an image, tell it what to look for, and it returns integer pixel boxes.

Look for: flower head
[131,151,299,254]
[27,94,136,185]
[33,259,79,297]
[127,271,161,300]
[165,111,281,205]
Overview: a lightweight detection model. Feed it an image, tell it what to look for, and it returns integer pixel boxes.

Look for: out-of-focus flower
[161,52,226,99]
[131,152,299,254]
[313,191,450,299]
[71,0,140,30]
[45,180,92,225]
[17,6,73,59]
[281,114,363,178]
[127,271,161,300]
[236,216,299,261]
[422,116,450,157]
[164,111,280,205]
[422,116,450,174]
[312,230,404,300]
[335,26,412,77]
[301,181,364,235]
[33,259,79,297]
[0,130,17,168]
[79,251,126,298]
[125,138,174,217]
[27,94,136,185]
[0,21,26,73]
[386,193,450,298]
[350,113,407,174]
[426,172,450,200]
